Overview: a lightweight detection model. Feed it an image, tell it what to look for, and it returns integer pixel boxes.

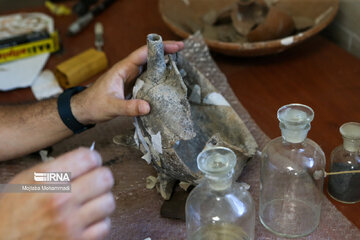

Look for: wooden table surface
[1,0,359,230]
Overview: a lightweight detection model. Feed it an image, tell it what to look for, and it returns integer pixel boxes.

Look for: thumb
[116,99,151,116]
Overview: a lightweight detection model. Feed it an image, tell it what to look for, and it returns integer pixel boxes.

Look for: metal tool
[90,141,96,151]
[94,22,104,51]
[67,0,115,35]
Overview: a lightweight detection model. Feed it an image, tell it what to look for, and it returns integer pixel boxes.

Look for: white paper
[134,118,150,153]
[31,69,63,100]
[132,79,144,98]
[151,131,163,154]
[0,53,49,90]
[0,13,54,91]
[203,92,230,106]
[141,152,152,164]
[134,117,152,164]
[189,84,201,104]
[133,130,139,147]
[39,150,54,162]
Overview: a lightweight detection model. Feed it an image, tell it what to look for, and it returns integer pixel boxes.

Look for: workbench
[0,0,359,239]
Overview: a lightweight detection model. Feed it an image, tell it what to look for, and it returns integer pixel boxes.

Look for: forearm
[0,99,72,161]
[0,41,183,161]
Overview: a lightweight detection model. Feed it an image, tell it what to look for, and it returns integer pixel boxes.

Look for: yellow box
[0,32,59,64]
[55,48,108,88]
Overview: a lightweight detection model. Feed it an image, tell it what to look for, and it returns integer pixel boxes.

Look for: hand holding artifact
[70,41,184,124]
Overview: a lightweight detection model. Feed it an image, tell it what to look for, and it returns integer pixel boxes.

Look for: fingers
[35,148,102,180]
[113,41,184,85]
[79,192,115,227]
[114,99,150,116]
[164,41,185,54]
[81,217,111,240]
[83,40,181,120]
[72,167,114,204]
[127,41,184,67]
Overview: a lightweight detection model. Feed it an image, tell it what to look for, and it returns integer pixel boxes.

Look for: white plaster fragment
[179,181,192,191]
[144,137,151,146]
[134,130,139,147]
[171,58,181,76]
[132,79,144,98]
[151,132,163,154]
[134,118,152,164]
[203,92,230,106]
[39,150,55,162]
[281,36,294,46]
[90,141,95,151]
[134,118,149,152]
[141,152,152,164]
[146,176,158,189]
[189,84,201,104]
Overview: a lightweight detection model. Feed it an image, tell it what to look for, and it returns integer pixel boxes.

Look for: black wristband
[57,86,95,134]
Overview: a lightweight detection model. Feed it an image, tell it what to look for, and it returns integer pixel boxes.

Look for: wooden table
[1,0,359,229]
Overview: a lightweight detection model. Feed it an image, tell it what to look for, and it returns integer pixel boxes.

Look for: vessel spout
[146,33,166,83]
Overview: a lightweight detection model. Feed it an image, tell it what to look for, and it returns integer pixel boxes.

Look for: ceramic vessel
[132,34,257,199]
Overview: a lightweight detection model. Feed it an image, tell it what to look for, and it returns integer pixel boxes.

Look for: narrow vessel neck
[146,34,166,82]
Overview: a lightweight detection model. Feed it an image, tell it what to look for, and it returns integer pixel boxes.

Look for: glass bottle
[186,146,255,240]
[328,122,360,203]
[259,103,325,238]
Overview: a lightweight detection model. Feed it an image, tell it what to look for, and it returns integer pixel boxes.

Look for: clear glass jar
[259,104,325,238]
[186,147,255,240]
[328,122,360,203]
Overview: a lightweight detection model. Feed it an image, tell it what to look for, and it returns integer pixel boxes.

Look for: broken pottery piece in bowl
[159,0,339,56]
[131,33,258,199]
[247,7,295,42]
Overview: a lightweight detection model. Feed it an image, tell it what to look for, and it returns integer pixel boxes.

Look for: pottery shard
[247,7,295,42]
[231,0,268,36]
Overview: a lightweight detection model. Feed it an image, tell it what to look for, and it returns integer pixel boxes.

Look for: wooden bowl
[159,0,339,57]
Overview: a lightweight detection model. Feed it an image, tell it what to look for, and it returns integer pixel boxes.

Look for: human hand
[71,41,184,124]
[0,148,115,240]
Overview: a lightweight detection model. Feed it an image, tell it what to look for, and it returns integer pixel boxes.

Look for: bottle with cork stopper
[328,122,360,203]
[259,103,325,238]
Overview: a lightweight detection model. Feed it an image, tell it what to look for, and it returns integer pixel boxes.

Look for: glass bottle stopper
[277,103,314,143]
[340,122,360,152]
[197,147,236,191]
